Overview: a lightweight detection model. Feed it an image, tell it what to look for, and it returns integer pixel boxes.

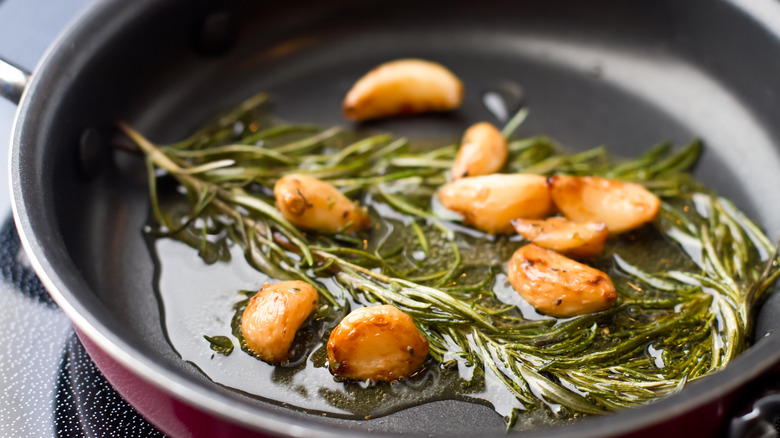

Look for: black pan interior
[14,0,780,436]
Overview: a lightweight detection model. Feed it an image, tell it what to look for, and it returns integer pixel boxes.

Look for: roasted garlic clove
[342,59,463,121]
[451,122,508,180]
[507,244,617,317]
[274,174,369,233]
[327,305,428,381]
[548,176,661,234]
[241,281,319,364]
[511,217,608,258]
[437,174,554,234]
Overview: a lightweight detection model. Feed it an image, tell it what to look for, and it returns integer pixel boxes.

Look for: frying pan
[5,0,780,436]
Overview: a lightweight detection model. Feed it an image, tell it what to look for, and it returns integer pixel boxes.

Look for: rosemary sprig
[121,93,780,423]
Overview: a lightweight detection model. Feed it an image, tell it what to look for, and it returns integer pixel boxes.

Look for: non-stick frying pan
[5,0,780,436]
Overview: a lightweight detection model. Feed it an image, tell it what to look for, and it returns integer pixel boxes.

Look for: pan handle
[728,393,780,438]
[0,58,30,104]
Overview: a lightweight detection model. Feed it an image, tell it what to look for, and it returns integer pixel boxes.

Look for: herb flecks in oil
[204,335,234,356]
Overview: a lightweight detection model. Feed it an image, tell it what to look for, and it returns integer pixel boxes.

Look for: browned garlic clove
[437,173,554,234]
[548,175,661,234]
[343,59,463,121]
[327,305,428,381]
[451,122,508,180]
[511,217,608,258]
[241,281,319,364]
[274,174,369,233]
[507,244,617,317]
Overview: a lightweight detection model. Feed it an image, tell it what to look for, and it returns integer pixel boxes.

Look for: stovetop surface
[0,219,164,438]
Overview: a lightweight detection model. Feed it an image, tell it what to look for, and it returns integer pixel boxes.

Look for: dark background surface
[0,0,94,212]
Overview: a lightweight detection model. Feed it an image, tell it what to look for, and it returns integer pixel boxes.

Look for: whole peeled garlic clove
[437,173,554,234]
[274,174,369,233]
[507,244,617,317]
[451,122,508,180]
[241,281,319,364]
[511,217,608,258]
[342,59,463,121]
[327,305,429,381]
[548,175,661,234]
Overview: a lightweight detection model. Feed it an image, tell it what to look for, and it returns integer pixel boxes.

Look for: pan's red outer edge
[77,319,759,438]
[75,327,270,438]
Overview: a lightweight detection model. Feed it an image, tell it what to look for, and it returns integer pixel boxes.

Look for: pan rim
[10,0,780,436]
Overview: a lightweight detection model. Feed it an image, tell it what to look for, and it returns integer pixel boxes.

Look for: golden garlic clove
[274,174,369,233]
[511,217,608,258]
[451,122,508,180]
[327,305,428,381]
[437,173,554,234]
[548,176,660,234]
[342,59,463,121]
[507,244,617,317]
[241,281,319,364]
